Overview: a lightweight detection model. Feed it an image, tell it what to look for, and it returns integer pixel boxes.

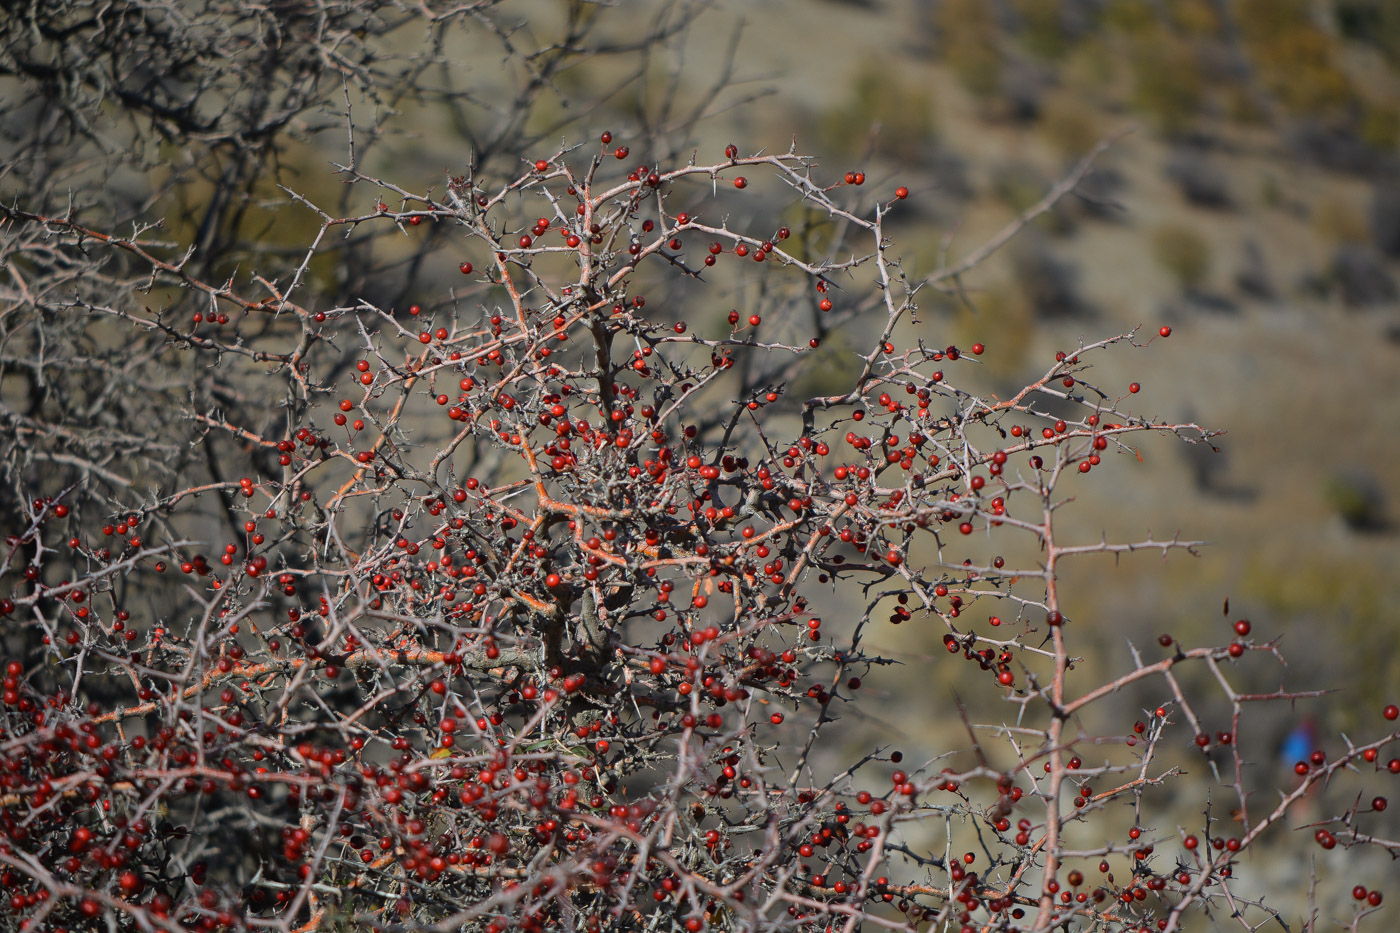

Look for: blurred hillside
[690,0,1400,920]
[680,0,1400,708]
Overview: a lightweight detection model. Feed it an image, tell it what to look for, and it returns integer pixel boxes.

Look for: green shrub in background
[1324,469,1389,532]
[951,286,1035,381]
[1101,0,1155,35]
[816,65,938,165]
[1335,0,1400,65]
[1152,222,1212,291]
[1038,89,1104,159]
[1359,99,1400,151]
[1012,0,1069,61]
[1168,0,1223,37]
[1128,27,1204,136]
[1313,195,1372,246]
[935,0,1006,104]
[1237,0,1357,118]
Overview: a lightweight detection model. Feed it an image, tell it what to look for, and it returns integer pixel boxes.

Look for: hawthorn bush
[2,4,1399,933]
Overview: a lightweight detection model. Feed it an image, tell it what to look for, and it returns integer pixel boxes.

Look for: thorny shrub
[2,129,1398,933]
[0,6,1398,933]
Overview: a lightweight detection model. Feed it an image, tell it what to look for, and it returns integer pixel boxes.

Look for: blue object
[1280,718,1317,766]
